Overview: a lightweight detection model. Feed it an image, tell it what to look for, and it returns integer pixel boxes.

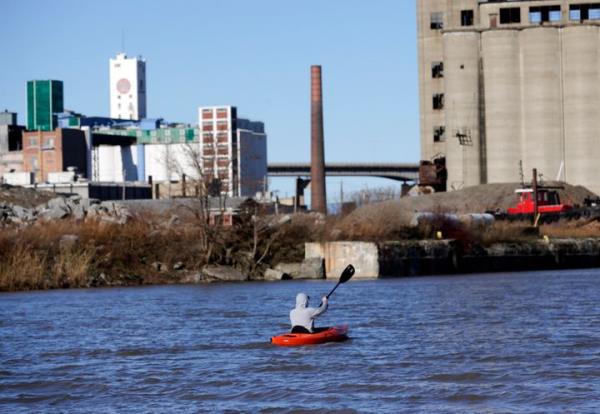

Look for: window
[461,10,474,26]
[430,12,443,29]
[29,137,37,147]
[570,3,600,20]
[433,94,444,110]
[550,7,562,21]
[500,7,521,24]
[433,126,446,142]
[31,156,38,169]
[44,137,54,148]
[431,62,444,78]
[529,6,561,23]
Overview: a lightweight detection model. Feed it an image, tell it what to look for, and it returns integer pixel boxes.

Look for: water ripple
[1,270,600,412]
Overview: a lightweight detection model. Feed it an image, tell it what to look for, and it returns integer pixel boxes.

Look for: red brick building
[23,128,87,182]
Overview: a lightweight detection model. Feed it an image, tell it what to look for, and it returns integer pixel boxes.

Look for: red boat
[270,325,349,347]
[507,188,572,215]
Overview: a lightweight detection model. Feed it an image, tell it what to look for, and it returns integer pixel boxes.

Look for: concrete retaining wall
[306,239,600,278]
[305,242,379,279]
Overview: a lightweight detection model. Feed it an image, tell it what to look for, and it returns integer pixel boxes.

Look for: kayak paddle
[325,264,355,299]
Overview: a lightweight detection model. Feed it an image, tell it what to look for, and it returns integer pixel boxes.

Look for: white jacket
[290,293,328,332]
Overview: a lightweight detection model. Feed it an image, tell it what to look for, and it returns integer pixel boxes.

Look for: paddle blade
[339,264,355,284]
[324,264,356,300]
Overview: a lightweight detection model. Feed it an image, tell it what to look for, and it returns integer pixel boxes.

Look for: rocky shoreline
[1,195,132,226]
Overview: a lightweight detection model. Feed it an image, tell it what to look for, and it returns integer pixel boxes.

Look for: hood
[295,293,309,308]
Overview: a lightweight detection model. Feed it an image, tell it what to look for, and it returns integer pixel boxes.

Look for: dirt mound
[0,184,57,208]
[343,182,597,230]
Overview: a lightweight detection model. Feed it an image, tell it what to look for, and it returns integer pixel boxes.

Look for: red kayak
[271,325,349,347]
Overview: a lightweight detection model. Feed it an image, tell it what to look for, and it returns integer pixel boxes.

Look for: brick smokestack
[310,65,327,214]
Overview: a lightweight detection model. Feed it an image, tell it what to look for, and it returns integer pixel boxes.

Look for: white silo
[562,25,600,195]
[482,29,522,183]
[520,27,564,182]
[443,31,481,190]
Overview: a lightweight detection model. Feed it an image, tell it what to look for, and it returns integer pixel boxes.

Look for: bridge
[267,162,420,182]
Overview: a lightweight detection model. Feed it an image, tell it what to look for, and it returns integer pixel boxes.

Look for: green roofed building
[27,80,64,131]
[98,126,200,144]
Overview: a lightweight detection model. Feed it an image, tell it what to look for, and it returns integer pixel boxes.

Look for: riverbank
[2,183,600,291]
[2,208,600,291]
[0,206,318,291]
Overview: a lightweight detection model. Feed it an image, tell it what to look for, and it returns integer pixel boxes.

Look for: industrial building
[0,110,25,178]
[91,124,194,183]
[418,0,600,194]
[199,106,267,197]
[27,80,64,131]
[92,106,267,198]
[22,128,87,182]
[109,53,147,120]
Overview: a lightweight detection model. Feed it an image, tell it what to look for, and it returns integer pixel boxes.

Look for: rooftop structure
[27,80,64,131]
[109,53,147,120]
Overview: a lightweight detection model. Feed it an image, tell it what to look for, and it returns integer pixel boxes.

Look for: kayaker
[290,292,328,333]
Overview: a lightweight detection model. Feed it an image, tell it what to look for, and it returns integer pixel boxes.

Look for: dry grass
[51,248,94,288]
[540,220,600,239]
[480,221,534,245]
[0,216,205,291]
[0,209,323,291]
[0,245,47,291]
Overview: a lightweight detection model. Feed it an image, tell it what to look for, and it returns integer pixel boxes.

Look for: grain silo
[562,25,600,192]
[442,31,481,190]
[481,29,521,183]
[418,1,600,195]
[520,27,564,182]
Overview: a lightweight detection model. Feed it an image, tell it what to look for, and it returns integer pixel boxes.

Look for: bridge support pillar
[296,177,311,210]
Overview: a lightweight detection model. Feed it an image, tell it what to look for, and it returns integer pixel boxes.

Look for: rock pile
[0,195,132,226]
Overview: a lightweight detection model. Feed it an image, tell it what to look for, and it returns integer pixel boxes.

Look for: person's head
[295,292,309,308]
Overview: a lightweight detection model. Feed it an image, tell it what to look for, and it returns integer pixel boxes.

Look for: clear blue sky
[1,0,419,200]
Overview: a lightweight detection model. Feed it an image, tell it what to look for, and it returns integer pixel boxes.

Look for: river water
[1,269,600,413]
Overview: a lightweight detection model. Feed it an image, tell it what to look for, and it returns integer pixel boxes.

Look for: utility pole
[122,169,126,200]
[339,180,344,214]
[532,168,538,223]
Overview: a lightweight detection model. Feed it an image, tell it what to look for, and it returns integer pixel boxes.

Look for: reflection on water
[1,269,600,413]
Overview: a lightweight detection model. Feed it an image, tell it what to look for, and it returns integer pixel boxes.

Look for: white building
[109,53,147,120]
[199,106,267,197]
[90,107,267,198]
